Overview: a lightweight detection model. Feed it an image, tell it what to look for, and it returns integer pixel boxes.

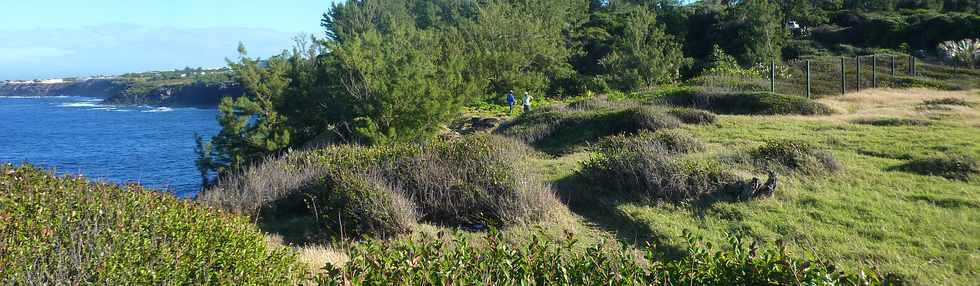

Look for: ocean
[0,95,220,196]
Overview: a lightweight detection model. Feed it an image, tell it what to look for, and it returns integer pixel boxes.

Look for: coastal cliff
[1,79,241,108]
[103,82,244,107]
[0,79,126,98]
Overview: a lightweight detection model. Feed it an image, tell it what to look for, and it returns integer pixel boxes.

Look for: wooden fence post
[805,60,811,99]
[856,56,861,92]
[872,54,877,88]
[840,57,846,95]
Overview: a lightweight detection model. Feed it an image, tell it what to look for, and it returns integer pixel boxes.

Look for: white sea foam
[143,107,173,113]
[60,102,101,107]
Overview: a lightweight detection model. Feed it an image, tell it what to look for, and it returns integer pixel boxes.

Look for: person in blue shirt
[506,90,516,114]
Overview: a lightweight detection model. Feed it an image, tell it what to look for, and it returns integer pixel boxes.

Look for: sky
[0,0,340,80]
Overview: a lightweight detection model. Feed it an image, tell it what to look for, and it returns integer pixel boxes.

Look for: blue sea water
[0,96,220,196]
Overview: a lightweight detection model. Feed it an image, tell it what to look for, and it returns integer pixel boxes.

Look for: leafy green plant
[314,230,896,285]
[665,91,833,115]
[0,165,306,285]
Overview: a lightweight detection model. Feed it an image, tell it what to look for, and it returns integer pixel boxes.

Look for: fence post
[806,60,811,99]
[908,55,913,76]
[840,57,846,95]
[872,54,877,88]
[770,58,776,93]
[856,56,861,92]
[891,56,896,77]
[912,56,916,76]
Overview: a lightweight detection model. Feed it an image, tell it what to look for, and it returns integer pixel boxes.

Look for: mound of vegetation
[664,91,833,115]
[496,102,687,154]
[851,117,931,126]
[0,165,305,285]
[579,133,742,203]
[665,108,718,124]
[201,134,557,241]
[315,231,896,285]
[922,97,973,107]
[882,76,959,91]
[894,154,979,181]
[751,140,842,175]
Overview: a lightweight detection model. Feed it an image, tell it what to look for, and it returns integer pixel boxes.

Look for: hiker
[506,90,516,114]
[522,91,532,112]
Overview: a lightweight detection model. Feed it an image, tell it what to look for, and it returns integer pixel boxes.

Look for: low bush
[751,140,842,175]
[497,104,683,154]
[390,134,557,227]
[665,108,718,124]
[580,139,742,203]
[894,154,979,181]
[851,117,931,126]
[203,134,557,241]
[922,97,972,106]
[597,130,706,155]
[883,76,959,90]
[665,91,833,115]
[0,165,306,284]
[315,230,897,285]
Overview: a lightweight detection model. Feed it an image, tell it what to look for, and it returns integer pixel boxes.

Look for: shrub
[751,140,841,175]
[665,91,833,115]
[580,140,741,203]
[203,134,557,240]
[598,130,706,155]
[851,117,931,126]
[315,230,896,285]
[895,154,979,181]
[391,134,558,227]
[883,76,959,90]
[665,108,718,124]
[497,105,683,154]
[0,165,306,284]
[922,97,972,106]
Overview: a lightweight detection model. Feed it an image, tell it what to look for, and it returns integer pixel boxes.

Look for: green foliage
[751,140,842,175]
[665,91,834,115]
[315,230,895,285]
[332,22,469,144]
[0,165,305,284]
[894,154,979,181]
[665,107,718,124]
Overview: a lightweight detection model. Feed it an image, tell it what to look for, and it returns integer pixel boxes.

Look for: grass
[551,88,979,284]
[0,165,306,284]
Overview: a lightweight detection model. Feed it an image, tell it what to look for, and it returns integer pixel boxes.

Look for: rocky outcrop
[0,79,126,98]
[103,82,244,108]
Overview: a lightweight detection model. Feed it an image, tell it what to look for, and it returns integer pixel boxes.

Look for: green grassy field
[536,88,980,284]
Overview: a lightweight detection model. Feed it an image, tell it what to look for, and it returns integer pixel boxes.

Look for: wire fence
[694,55,980,99]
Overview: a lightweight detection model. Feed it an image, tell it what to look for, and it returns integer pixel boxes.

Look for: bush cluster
[851,117,931,126]
[665,91,833,115]
[0,165,306,285]
[315,230,897,285]
[580,134,741,203]
[751,140,842,175]
[203,134,558,241]
[895,154,979,181]
[922,97,972,107]
[497,96,710,154]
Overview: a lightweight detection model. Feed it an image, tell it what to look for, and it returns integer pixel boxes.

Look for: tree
[721,0,787,66]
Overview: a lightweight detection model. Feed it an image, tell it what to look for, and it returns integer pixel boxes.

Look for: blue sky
[0,0,340,80]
